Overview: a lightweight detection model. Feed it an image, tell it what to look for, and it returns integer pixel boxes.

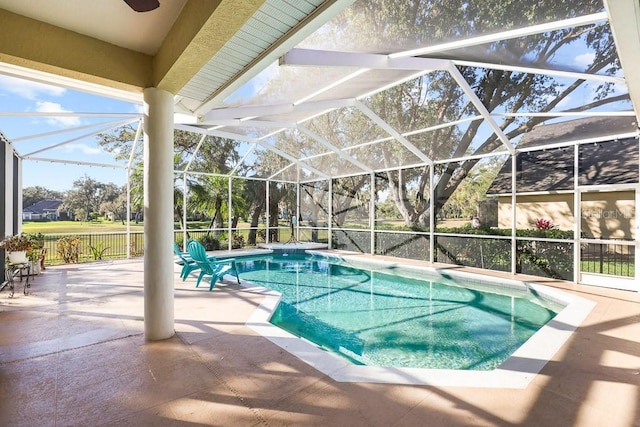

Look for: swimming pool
[237,251,595,387]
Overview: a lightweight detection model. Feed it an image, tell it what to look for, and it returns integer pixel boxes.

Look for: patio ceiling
[0,0,639,183]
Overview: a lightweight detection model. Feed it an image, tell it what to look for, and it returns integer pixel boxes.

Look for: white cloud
[0,75,66,100]
[56,143,105,155]
[573,52,595,69]
[35,101,82,127]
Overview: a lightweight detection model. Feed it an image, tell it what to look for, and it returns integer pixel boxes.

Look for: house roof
[23,199,63,214]
[487,116,639,195]
[516,116,637,146]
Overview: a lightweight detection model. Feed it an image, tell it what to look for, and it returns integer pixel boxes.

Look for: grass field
[22,218,471,235]
[22,220,144,234]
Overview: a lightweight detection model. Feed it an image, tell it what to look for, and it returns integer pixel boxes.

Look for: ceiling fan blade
[124,0,160,12]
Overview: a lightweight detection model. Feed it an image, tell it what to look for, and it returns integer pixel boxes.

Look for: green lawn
[22,220,144,234]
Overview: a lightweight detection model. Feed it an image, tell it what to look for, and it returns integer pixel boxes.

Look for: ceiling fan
[123,0,160,12]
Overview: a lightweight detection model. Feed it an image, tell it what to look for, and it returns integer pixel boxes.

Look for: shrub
[231,233,245,249]
[129,241,142,257]
[88,241,109,260]
[532,218,556,230]
[199,235,220,251]
[57,236,81,263]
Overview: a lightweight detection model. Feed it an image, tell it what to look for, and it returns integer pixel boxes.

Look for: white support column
[511,154,517,275]
[429,166,434,263]
[266,181,270,244]
[228,176,233,251]
[328,179,333,249]
[370,172,375,255]
[296,168,301,241]
[0,140,14,236]
[143,87,175,341]
[573,144,581,283]
[126,172,131,258]
[16,156,22,235]
[182,173,188,249]
[3,140,14,235]
[635,184,640,291]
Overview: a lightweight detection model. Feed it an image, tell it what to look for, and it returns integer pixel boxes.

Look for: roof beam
[200,98,356,122]
[183,134,208,174]
[229,143,258,176]
[494,111,636,118]
[23,157,127,168]
[354,100,433,164]
[250,139,329,180]
[127,119,143,171]
[452,60,624,84]
[297,125,373,173]
[22,118,136,157]
[180,125,330,180]
[153,0,265,93]
[604,0,640,125]
[281,48,449,71]
[12,118,137,143]
[391,12,608,58]
[205,119,298,128]
[447,65,515,155]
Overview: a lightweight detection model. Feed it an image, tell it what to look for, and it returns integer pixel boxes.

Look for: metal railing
[36,230,635,281]
[580,242,635,277]
[41,232,144,264]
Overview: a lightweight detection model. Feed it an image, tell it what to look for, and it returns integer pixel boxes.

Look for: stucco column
[143,87,175,340]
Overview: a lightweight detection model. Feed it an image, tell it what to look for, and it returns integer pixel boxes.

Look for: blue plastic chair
[187,240,241,290]
[174,242,199,281]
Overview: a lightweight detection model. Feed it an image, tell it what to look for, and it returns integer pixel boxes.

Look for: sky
[0,74,143,192]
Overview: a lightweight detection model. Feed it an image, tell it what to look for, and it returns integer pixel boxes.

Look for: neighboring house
[22,199,71,221]
[486,116,638,239]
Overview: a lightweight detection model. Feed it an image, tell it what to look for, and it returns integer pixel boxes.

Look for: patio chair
[173,242,200,281]
[187,240,240,290]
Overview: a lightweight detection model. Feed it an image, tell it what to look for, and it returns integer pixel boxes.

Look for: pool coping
[240,252,596,388]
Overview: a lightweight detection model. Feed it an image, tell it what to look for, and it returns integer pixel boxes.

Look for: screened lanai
[1,0,639,313]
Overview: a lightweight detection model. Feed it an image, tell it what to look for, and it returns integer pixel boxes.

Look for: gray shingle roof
[487,116,639,195]
[23,199,63,214]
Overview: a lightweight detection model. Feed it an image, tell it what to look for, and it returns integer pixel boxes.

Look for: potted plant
[26,233,45,274]
[1,234,33,264]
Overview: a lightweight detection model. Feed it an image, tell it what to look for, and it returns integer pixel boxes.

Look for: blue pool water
[235,254,560,370]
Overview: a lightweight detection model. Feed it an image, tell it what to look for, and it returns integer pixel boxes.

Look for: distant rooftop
[487,116,639,195]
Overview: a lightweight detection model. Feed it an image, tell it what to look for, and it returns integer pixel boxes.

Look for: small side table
[2,262,31,297]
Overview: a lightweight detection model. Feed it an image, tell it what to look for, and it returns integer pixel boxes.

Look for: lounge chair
[187,240,241,290]
[173,242,200,281]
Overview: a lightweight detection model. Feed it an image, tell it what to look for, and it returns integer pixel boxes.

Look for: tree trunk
[247,200,265,245]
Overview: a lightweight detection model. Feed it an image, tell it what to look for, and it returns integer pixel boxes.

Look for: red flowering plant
[532,218,556,230]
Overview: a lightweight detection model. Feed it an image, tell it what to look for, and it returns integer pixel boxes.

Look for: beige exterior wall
[497,191,636,239]
[498,194,574,230]
[581,191,635,239]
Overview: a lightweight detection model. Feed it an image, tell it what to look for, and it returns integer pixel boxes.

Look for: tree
[249,0,626,228]
[246,179,267,245]
[23,186,64,208]
[62,175,106,221]
[99,189,128,224]
[97,127,245,230]
[336,0,625,227]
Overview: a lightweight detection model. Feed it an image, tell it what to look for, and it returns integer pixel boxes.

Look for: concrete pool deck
[0,255,639,426]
